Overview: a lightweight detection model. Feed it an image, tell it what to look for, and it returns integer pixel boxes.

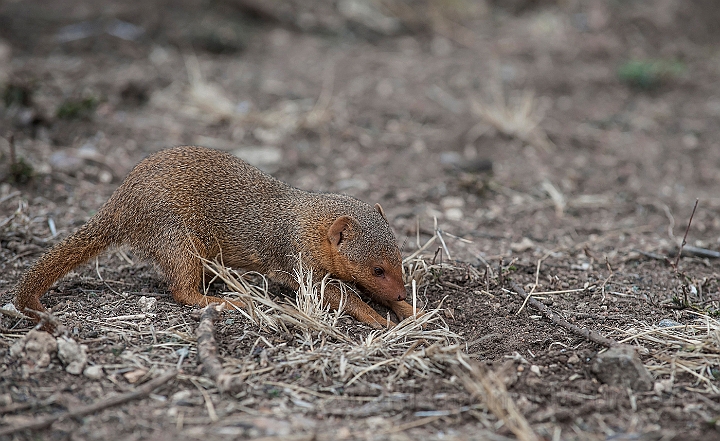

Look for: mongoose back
[14,146,417,329]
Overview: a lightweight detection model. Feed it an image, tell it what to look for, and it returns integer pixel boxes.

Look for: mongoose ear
[374,203,388,222]
[328,215,357,248]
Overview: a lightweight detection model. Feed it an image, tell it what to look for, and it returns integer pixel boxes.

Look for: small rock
[657,319,681,328]
[511,237,535,252]
[530,365,541,376]
[444,208,463,221]
[138,296,157,313]
[11,330,58,368]
[591,345,653,391]
[49,150,85,174]
[336,0,401,35]
[567,353,580,364]
[83,365,104,380]
[0,394,12,407]
[171,390,192,403]
[1,303,19,315]
[56,336,88,375]
[439,151,462,166]
[123,368,148,384]
[654,378,674,395]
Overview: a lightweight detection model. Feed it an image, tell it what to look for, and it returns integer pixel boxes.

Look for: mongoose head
[326,203,407,303]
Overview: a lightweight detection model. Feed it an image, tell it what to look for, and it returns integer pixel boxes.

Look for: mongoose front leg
[324,285,395,329]
[386,300,423,322]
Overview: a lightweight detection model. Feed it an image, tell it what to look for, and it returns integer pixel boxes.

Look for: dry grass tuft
[613,312,720,393]
[454,362,539,441]
[199,232,537,439]
[202,250,459,386]
[470,87,554,152]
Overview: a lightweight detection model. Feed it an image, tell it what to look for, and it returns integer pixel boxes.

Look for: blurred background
[3,3,720,438]
[1,0,719,257]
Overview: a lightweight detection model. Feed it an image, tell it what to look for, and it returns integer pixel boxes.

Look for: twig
[509,282,618,348]
[196,304,245,394]
[599,257,614,302]
[0,396,57,415]
[375,415,442,435]
[680,245,720,259]
[673,198,699,271]
[0,370,177,436]
[0,191,21,205]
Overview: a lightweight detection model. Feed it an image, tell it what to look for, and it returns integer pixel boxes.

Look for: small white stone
[2,303,19,314]
[57,336,88,375]
[511,237,535,252]
[171,390,192,403]
[0,394,12,407]
[138,296,157,313]
[444,208,464,221]
[83,365,104,380]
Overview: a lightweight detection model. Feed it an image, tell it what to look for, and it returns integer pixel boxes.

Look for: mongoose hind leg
[324,285,395,329]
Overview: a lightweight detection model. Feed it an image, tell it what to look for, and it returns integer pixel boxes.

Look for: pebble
[591,345,653,391]
[511,237,535,252]
[444,208,463,221]
[657,319,681,328]
[83,365,104,380]
[57,336,88,375]
[10,329,57,369]
[138,296,157,313]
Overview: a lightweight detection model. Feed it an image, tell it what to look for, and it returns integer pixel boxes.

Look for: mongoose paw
[389,300,423,321]
[364,316,396,329]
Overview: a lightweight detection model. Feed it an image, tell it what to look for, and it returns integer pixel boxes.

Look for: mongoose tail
[14,216,113,327]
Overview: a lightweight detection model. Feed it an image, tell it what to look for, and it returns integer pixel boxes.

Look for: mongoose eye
[373,267,385,277]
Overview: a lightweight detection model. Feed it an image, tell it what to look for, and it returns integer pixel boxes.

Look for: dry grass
[201,240,460,387]
[199,232,537,440]
[470,87,554,152]
[612,312,720,394]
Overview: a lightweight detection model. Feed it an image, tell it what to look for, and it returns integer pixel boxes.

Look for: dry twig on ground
[0,370,177,436]
[672,198,699,271]
[509,282,618,348]
[196,304,245,394]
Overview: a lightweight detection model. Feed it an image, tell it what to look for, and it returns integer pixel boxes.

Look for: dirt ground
[2,0,720,440]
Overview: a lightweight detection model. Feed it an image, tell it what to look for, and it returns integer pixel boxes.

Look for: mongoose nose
[397,291,407,301]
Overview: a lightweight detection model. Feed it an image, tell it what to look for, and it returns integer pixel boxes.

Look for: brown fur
[14,146,416,329]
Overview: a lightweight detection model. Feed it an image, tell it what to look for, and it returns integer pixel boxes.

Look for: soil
[2,0,720,440]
